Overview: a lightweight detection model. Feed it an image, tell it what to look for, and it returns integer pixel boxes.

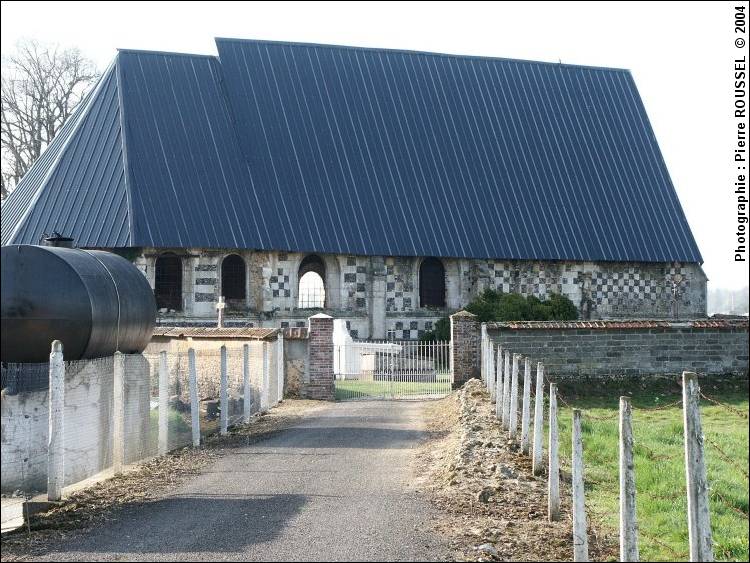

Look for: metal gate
[334,340,453,400]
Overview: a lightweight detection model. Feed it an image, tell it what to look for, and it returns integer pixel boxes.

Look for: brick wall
[451,310,479,386]
[306,314,335,400]
[486,320,748,378]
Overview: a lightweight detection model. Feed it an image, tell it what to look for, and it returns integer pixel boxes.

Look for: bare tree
[1,39,99,199]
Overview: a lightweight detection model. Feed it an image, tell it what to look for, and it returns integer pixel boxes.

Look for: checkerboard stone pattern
[343,256,368,310]
[487,261,562,298]
[386,318,438,340]
[385,258,415,312]
[268,267,290,299]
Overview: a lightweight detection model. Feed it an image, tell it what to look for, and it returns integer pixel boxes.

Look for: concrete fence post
[532,362,545,475]
[495,345,503,419]
[188,348,200,447]
[682,371,714,562]
[262,341,270,411]
[480,323,487,385]
[619,396,639,562]
[548,382,560,522]
[158,351,169,455]
[277,331,285,403]
[220,345,228,435]
[521,356,532,454]
[488,337,495,402]
[113,351,125,475]
[243,343,252,423]
[502,350,511,428]
[47,340,65,502]
[509,353,520,439]
[572,409,589,561]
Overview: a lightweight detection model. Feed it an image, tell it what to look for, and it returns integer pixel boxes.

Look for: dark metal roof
[2,39,702,263]
[487,319,748,330]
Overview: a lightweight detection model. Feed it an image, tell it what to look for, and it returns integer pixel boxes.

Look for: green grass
[335,376,452,400]
[551,377,748,561]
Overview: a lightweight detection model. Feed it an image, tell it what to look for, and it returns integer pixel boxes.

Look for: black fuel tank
[1,245,156,362]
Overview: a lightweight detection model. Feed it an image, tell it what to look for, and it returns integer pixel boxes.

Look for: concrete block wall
[1,354,151,493]
[486,320,749,378]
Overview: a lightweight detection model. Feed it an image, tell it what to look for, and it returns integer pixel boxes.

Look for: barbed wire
[710,487,749,519]
[699,391,749,420]
[704,436,750,480]
[639,528,689,558]
[636,442,681,463]
[540,372,620,421]
[633,398,683,412]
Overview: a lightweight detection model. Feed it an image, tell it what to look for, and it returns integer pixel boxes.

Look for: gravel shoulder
[414,380,618,561]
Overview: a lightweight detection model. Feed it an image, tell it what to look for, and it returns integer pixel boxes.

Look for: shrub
[420,290,578,340]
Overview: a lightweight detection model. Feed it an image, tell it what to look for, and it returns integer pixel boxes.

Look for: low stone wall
[486,319,748,378]
[1,354,150,493]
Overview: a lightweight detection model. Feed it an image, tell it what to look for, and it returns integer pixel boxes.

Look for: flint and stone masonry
[134,248,709,340]
[450,310,480,387]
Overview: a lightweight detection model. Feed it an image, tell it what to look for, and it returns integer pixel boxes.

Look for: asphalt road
[34,400,450,562]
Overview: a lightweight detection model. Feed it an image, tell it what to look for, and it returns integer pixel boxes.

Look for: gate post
[450,310,479,388]
[306,313,335,400]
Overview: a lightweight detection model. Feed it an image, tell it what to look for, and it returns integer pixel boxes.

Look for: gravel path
[29,400,450,562]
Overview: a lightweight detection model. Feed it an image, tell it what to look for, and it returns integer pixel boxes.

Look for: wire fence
[479,330,749,562]
[1,337,284,532]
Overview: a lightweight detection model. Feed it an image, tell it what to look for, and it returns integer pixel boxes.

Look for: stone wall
[486,320,749,378]
[133,248,709,339]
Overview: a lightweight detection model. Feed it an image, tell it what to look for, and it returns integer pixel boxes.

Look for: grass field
[552,376,748,561]
[334,376,453,400]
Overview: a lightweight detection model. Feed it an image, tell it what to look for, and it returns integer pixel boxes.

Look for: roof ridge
[117,48,217,60]
[214,37,632,74]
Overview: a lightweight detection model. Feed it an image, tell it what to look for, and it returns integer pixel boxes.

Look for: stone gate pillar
[306,313,335,400]
[450,310,479,388]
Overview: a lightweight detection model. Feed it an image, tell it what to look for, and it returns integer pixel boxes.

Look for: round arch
[154,253,183,311]
[298,255,326,309]
[419,257,446,308]
[221,254,246,301]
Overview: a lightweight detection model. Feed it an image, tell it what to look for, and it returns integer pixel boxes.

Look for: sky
[2,0,748,290]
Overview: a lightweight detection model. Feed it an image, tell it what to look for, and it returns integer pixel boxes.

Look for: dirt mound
[416,379,616,562]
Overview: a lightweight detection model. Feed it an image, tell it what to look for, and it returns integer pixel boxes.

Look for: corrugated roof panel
[2,65,130,247]
[2,40,702,264]
[216,39,702,263]
[117,51,271,250]
[0,76,97,245]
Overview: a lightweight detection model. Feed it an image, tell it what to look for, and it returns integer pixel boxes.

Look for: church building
[1,39,707,339]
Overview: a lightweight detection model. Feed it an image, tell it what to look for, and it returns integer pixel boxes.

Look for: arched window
[155,253,182,311]
[419,257,446,308]
[298,255,326,309]
[221,254,246,301]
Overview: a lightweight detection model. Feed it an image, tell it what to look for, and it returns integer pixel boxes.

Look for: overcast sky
[2,1,748,290]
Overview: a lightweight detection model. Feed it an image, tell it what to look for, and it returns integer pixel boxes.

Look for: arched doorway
[221,254,246,304]
[419,257,446,308]
[298,255,326,309]
[155,253,182,311]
